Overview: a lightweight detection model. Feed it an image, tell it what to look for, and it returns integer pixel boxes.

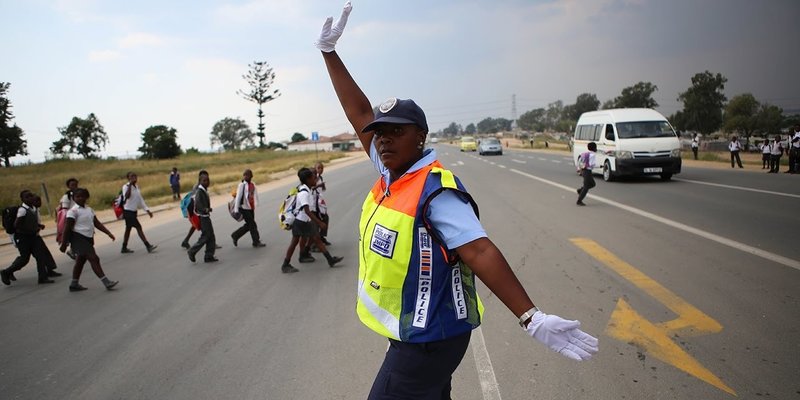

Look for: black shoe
[576,201,586,206]
[299,255,315,263]
[66,249,76,260]
[38,278,55,284]
[0,270,10,286]
[253,242,266,248]
[8,271,16,281]
[146,244,158,253]
[328,256,343,267]
[121,248,134,254]
[321,238,332,246]
[215,244,223,249]
[232,235,238,247]
[282,264,299,273]
[48,271,63,277]
[181,241,190,249]
[188,252,196,263]
[204,257,219,263]
[105,281,119,290]
[69,284,88,292]
[577,188,581,194]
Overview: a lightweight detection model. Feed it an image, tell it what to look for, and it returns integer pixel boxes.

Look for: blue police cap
[362,97,428,134]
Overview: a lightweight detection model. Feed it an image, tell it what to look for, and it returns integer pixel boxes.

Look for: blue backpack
[179,191,194,218]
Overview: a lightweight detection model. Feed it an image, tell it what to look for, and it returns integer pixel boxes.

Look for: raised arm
[317,2,374,155]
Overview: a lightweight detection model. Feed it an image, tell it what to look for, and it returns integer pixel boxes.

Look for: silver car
[478,138,503,155]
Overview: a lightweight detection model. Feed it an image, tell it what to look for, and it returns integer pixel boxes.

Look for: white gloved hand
[315,1,353,52]
[525,311,599,361]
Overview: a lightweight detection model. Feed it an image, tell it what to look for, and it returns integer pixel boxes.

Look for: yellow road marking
[571,238,736,396]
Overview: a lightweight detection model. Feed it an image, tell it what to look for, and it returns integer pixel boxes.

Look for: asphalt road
[1,147,798,399]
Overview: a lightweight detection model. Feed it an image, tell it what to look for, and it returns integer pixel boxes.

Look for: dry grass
[0,150,345,216]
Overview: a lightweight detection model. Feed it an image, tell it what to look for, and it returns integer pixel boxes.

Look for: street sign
[311,131,319,142]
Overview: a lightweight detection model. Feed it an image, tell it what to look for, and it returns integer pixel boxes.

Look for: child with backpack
[187,172,218,263]
[280,167,342,273]
[231,169,266,248]
[57,177,79,259]
[59,188,119,291]
[1,190,59,285]
[576,142,597,206]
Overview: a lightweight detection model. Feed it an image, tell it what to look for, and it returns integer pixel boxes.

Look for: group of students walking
[2,161,342,291]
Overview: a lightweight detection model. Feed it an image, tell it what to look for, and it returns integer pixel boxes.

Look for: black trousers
[692,147,698,160]
[762,153,770,168]
[6,234,49,279]
[730,151,743,168]
[367,331,471,400]
[789,148,800,172]
[232,209,260,244]
[578,169,596,203]
[189,217,216,259]
[770,155,781,172]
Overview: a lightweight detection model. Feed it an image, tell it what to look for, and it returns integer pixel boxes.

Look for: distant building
[287,133,361,152]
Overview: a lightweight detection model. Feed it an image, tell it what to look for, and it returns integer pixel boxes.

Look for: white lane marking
[471,327,503,400]
[498,165,507,169]
[511,159,526,164]
[458,161,465,165]
[674,178,800,199]
[538,157,547,161]
[562,157,572,161]
[490,162,496,166]
[510,168,800,271]
[550,160,561,163]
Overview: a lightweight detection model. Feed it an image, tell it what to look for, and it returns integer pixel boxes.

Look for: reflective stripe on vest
[357,161,483,343]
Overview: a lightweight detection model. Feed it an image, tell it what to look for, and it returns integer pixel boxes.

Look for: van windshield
[616,121,675,139]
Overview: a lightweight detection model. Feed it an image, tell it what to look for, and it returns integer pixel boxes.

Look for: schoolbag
[278,186,308,230]
[179,191,195,218]
[2,206,19,235]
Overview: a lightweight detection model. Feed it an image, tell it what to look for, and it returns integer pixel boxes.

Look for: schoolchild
[787,125,800,173]
[691,134,699,160]
[576,142,597,206]
[169,167,181,201]
[729,136,743,168]
[59,188,119,292]
[1,190,57,285]
[187,173,218,263]
[120,172,157,254]
[769,136,784,173]
[231,169,266,248]
[313,162,332,246]
[280,167,342,274]
[181,170,204,249]
[761,139,771,169]
[57,177,79,259]
[31,194,61,276]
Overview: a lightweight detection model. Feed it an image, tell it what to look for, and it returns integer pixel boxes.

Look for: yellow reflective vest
[357,160,484,343]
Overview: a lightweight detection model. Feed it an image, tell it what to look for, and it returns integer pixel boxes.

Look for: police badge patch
[379,97,398,114]
[370,223,398,259]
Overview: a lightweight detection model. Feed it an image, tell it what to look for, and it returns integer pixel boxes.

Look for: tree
[544,101,564,131]
[464,123,476,135]
[210,117,255,150]
[517,108,546,132]
[755,103,783,137]
[442,122,461,135]
[612,82,659,108]
[722,93,760,146]
[677,71,727,136]
[237,61,280,148]
[0,82,28,167]
[291,132,308,143]
[51,113,109,159]
[601,99,615,110]
[267,141,287,150]
[571,93,600,120]
[138,125,182,159]
[477,117,512,134]
[668,110,688,133]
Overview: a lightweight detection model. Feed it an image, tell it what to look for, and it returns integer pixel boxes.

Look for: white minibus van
[572,108,681,181]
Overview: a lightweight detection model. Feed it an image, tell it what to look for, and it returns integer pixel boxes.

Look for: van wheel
[603,161,614,182]
[660,173,672,181]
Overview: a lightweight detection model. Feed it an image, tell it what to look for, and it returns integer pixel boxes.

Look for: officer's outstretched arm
[318,2,374,154]
[457,237,599,361]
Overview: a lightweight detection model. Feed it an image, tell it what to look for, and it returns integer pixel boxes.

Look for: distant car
[430,137,439,144]
[460,136,477,152]
[478,138,503,155]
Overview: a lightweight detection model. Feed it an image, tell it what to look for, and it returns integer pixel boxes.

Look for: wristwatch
[518,306,540,328]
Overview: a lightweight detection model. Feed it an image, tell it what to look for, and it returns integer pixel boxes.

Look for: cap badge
[379,97,398,114]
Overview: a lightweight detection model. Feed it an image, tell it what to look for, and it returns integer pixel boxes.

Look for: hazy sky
[3,0,799,163]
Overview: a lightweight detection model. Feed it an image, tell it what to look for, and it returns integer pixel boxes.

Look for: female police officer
[317,3,598,398]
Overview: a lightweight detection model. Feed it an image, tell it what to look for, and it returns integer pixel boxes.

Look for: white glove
[315,1,353,52]
[525,311,599,361]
